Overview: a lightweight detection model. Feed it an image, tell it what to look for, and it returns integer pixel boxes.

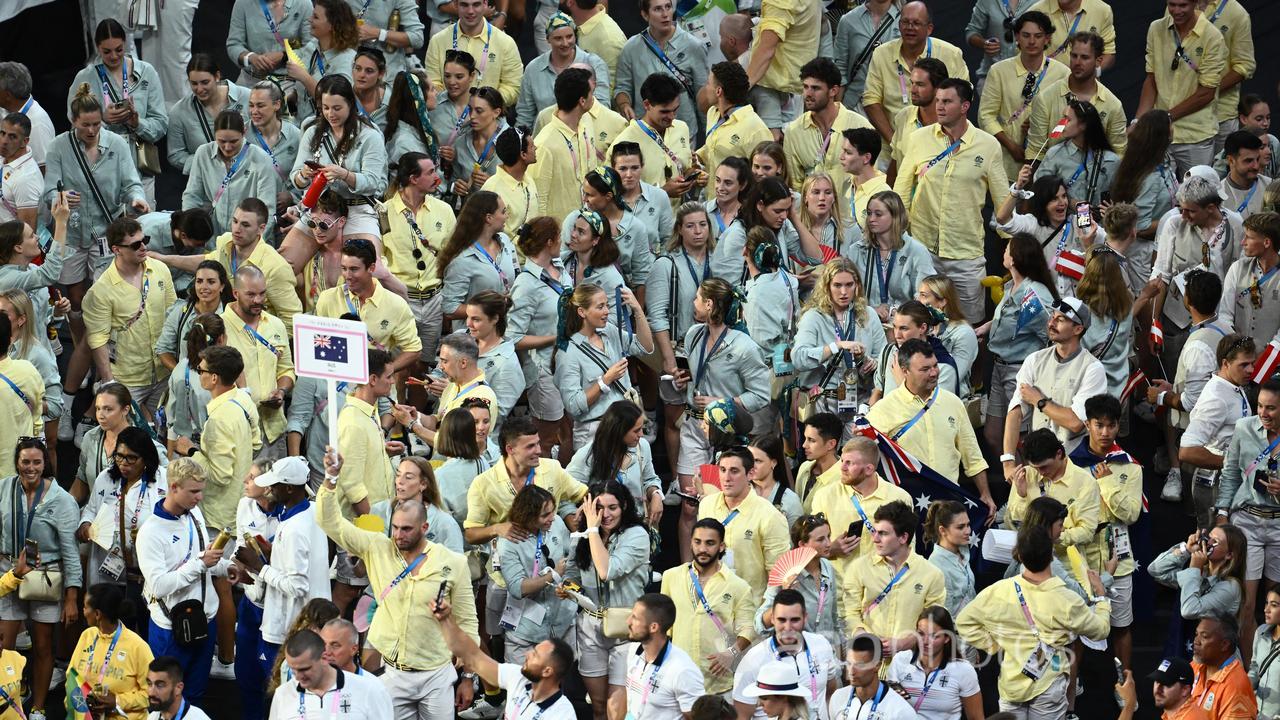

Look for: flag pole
[328,379,339,459]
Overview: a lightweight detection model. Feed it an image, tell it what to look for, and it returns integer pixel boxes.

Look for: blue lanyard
[1237,181,1259,214]
[473,242,509,289]
[243,323,279,356]
[524,468,536,487]
[635,119,681,170]
[640,30,690,87]
[874,248,898,305]
[379,549,428,601]
[475,127,500,167]
[865,563,909,614]
[1208,0,1228,23]
[849,492,870,531]
[892,385,938,440]
[912,668,940,711]
[86,624,124,685]
[680,248,708,286]
[96,59,130,103]
[18,97,32,115]
[311,49,327,77]
[706,105,741,142]
[1245,433,1280,477]
[722,508,739,526]
[841,681,887,719]
[919,139,962,178]
[1051,12,1084,57]
[453,22,493,76]
[256,0,287,45]
[454,379,485,402]
[711,207,726,235]
[343,284,361,318]
[833,309,856,369]
[251,126,283,176]
[533,529,544,575]
[688,567,731,637]
[694,327,728,390]
[1066,150,1093,188]
[213,144,251,204]
[769,638,819,700]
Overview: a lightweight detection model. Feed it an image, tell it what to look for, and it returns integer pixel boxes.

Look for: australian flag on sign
[1015,287,1045,334]
[314,334,348,363]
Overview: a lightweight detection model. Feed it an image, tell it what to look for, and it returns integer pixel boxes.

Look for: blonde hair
[666,201,716,254]
[918,275,969,328]
[167,457,208,489]
[797,173,848,236]
[805,257,868,325]
[1102,202,1139,238]
[1076,247,1134,321]
[865,190,908,250]
[0,290,38,351]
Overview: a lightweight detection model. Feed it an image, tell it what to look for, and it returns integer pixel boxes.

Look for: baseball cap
[1148,657,1194,687]
[1184,165,1229,201]
[1051,297,1092,332]
[254,456,311,488]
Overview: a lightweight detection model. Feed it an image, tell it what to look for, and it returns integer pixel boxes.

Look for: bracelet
[585,526,600,535]
[597,378,609,393]
[1157,391,1167,408]
[243,53,256,70]
[378,28,388,42]
[828,341,840,356]
[492,10,506,19]
[999,453,1016,464]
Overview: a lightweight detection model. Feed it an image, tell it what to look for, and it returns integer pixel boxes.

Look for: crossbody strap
[574,339,627,395]
[1257,642,1280,680]
[69,136,117,222]
[193,95,214,143]
[847,11,898,84]
[321,133,378,206]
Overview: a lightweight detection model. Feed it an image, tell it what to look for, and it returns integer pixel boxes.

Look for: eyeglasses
[539,544,551,563]
[116,236,149,251]
[1003,15,1015,43]
[305,216,341,232]
[800,513,828,530]
[112,451,142,464]
[196,365,215,375]
[1227,336,1254,355]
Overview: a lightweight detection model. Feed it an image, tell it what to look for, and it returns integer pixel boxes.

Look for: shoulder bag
[321,134,390,234]
[156,520,210,647]
[573,339,643,412]
[13,480,62,603]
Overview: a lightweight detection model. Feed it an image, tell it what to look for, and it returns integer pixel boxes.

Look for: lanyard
[849,492,870,532]
[212,144,251,204]
[120,477,150,547]
[454,379,485,403]
[892,386,938,440]
[706,105,741,143]
[1237,387,1251,419]
[474,127,500,171]
[816,576,829,618]
[402,208,439,256]
[912,668,941,711]
[917,138,961,178]
[1009,59,1050,125]
[244,322,280,356]
[523,468,536,487]
[1169,25,1200,72]
[640,30,691,89]
[1208,0,1228,23]
[711,207,726,235]
[722,509,739,526]
[1247,264,1280,307]
[635,642,671,712]
[873,248,898,305]
[96,59,131,103]
[812,126,835,173]
[1237,181,1259,214]
[1245,433,1280,477]
[342,284,362,319]
[558,130,581,178]
[1012,580,1040,637]
[379,549,428,601]
[1065,150,1093,188]
[680,248,708,287]
[445,105,472,147]
[454,22,493,77]
[18,97,32,115]
[834,309,856,369]
[688,566,731,639]
[297,686,340,720]
[896,38,932,102]
[635,119,684,173]
[1050,12,1084,58]
[770,638,819,702]
[86,624,124,685]
[864,562,909,614]
[532,530,544,575]
[311,49,327,77]
[694,326,728,390]
[251,126,285,178]
[256,0,288,46]
[473,242,509,289]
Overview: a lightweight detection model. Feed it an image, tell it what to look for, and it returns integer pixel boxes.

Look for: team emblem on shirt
[435,222,443,231]
[442,564,453,577]
[730,134,741,145]
[974,156,984,167]
[912,583,923,594]
[380,319,389,330]
[743,530,754,540]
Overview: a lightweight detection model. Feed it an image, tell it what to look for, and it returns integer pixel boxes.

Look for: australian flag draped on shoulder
[852,416,990,547]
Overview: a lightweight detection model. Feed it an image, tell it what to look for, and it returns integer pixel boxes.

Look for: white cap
[254,456,311,488]
[743,661,811,700]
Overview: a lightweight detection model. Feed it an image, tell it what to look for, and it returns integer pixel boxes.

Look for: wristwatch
[1036,397,1049,412]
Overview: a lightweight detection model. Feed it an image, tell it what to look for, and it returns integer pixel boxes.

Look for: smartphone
[673,490,700,505]
[1074,201,1092,229]
[23,538,37,562]
[435,580,449,606]
[847,522,861,538]
[674,355,690,372]
[304,160,323,170]
[50,288,61,302]
[1114,657,1125,685]
[1100,191,1112,205]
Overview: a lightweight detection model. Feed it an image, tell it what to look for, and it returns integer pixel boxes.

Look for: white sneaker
[47,667,64,691]
[210,657,236,680]
[1161,469,1183,502]
[459,695,504,720]
[57,402,75,442]
[15,630,30,650]
[29,710,46,720]
[643,410,658,443]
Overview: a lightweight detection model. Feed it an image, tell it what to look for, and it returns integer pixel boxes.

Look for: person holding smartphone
[495,485,573,666]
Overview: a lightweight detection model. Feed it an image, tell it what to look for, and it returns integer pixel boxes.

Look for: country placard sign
[293,314,370,384]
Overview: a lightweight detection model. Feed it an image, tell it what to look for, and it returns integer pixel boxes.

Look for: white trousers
[380,663,458,720]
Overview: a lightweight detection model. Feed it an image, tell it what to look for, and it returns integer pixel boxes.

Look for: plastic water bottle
[67,191,81,232]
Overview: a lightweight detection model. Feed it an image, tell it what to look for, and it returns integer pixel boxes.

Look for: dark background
[0,1,1277,719]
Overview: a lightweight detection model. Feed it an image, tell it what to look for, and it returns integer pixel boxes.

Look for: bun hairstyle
[515,216,559,258]
[71,83,103,120]
[923,500,966,545]
[186,312,226,360]
[745,226,781,273]
[466,289,513,337]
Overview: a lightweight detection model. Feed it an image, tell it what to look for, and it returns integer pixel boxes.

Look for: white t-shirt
[0,152,41,222]
[884,651,979,720]
[498,663,578,720]
[622,641,705,720]
[827,683,918,720]
[733,633,838,720]
[148,703,213,720]
[267,668,393,720]
[21,99,54,168]
[1181,374,1251,456]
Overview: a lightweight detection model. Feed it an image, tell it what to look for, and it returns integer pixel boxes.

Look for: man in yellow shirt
[696,447,790,606]
[383,153,456,363]
[867,338,996,517]
[887,57,947,179]
[534,63,628,162]
[838,128,891,235]
[699,62,772,193]
[1203,0,1255,155]
[83,217,177,415]
[894,78,1008,324]
[808,436,912,605]
[744,0,819,135]
[424,0,523,107]
[842,501,946,655]
[784,58,874,192]
[1137,0,1227,175]
[174,346,260,534]
[795,413,842,511]
[1006,428,1102,562]
[0,316,43,478]
[151,198,301,333]
[610,73,696,202]
[399,334,501,450]
[957,525,1110,716]
[532,68,597,224]
[317,454,479,717]
[315,239,421,375]
[1027,0,1117,68]
[862,1,968,146]
[480,129,537,241]
[221,266,294,451]
[1025,32,1127,161]
[659,518,756,694]
[567,0,626,84]
[978,11,1070,182]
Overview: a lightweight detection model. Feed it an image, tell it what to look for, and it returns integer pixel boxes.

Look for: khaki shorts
[1232,508,1280,582]
[525,368,565,421]
[576,612,626,679]
[59,242,112,285]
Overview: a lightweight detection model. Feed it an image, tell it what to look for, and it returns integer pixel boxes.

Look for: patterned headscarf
[546,12,576,38]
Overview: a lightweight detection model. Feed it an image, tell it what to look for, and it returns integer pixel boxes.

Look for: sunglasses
[1227,336,1254,355]
[196,365,215,375]
[1003,15,1015,43]
[17,436,44,447]
[1020,69,1038,101]
[305,216,341,232]
[115,236,149,251]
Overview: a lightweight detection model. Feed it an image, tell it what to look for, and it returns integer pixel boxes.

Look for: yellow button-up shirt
[381,192,455,292]
[536,102,630,163]
[801,462,843,514]
[609,119,693,190]
[1006,461,1101,561]
[0,648,23,720]
[463,458,588,529]
[1145,13,1227,145]
[889,105,929,168]
[533,112,598,223]
[317,484,479,671]
[437,371,501,419]
[68,617,154,720]
[220,307,294,442]
[659,562,757,694]
[480,167,537,239]
[808,476,912,602]
[336,394,393,510]
[783,106,874,192]
[864,37,969,121]
[842,551,946,641]
[842,172,891,234]
[1204,0,1254,122]
[754,0,820,95]
[893,122,1009,260]
[0,357,42,477]
[192,388,261,531]
[866,386,988,483]
[978,54,1070,179]
[577,8,627,87]
[957,575,1109,703]
[205,235,301,332]
[696,491,792,606]
[1025,77,1128,160]
[1078,453,1143,577]
[1027,0,1116,60]
[83,259,176,388]
[425,20,523,107]
[315,279,422,355]
[699,105,773,190]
